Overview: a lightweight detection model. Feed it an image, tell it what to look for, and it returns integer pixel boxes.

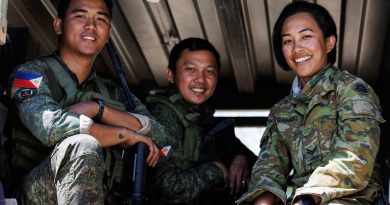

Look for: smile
[191,88,205,93]
[294,56,311,63]
[82,36,96,41]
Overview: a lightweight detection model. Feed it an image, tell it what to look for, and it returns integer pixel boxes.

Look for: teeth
[82,36,96,41]
[295,56,311,63]
[192,88,205,93]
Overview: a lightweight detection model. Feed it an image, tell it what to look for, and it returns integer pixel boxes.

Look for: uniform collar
[288,65,338,104]
[52,51,98,86]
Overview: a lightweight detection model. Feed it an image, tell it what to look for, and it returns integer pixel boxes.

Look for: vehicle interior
[1,0,390,203]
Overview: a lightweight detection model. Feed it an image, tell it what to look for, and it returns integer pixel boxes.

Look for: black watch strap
[95,99,105,121]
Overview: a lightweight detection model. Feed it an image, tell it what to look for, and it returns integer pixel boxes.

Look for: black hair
[168,38,221,73]
[272,1,338,71]
[57,0,113,20]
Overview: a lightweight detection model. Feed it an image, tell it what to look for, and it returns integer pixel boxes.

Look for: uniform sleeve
[150,103,224,203]
[9,61,87,147]
[237,112,291,204]
[104,81,168,146]
[293,79,385,204]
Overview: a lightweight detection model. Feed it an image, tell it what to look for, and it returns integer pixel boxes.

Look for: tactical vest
[146,90,206,162]
[11,56,124,171]
[9,56,136,203]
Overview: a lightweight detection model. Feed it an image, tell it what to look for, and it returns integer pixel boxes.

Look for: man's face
[167,49,218,107]
[55,0,111,57]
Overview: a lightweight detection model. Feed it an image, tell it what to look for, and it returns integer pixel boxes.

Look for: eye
[282,39,292,45]
[205,68,216,76]
[97,16,108,23]
[75,14,86,19]
[302,35,312,40]
[184,66,195,72]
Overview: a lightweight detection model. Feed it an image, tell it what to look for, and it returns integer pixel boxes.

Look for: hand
[121,131,159,167]
[214,161,228,183]
[254,192,275,205]
[293,195,320,205]
[228,154,249,198]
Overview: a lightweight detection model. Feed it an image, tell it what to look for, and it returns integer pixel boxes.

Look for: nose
[194,70,206,83]
[85,18,96,30]
[292,42,303,53]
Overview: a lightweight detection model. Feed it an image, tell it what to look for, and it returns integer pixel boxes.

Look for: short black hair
[57,0,113,20]
[272,1,338,71]
[168,38,221,74]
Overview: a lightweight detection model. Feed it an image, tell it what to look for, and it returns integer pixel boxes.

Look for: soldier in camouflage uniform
[146,38,256,204]
[237,2,385,205]
[6,0,164,204]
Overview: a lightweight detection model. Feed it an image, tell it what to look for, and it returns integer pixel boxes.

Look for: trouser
[21,134,105,205]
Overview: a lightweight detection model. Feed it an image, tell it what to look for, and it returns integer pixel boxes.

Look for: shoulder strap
[147,92,203,161]
[147,93,192,128]
[94,77,110,98]
[40,56,77,107]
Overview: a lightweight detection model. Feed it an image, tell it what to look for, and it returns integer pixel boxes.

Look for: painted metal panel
[340,0,364,74]
[167,0,204,39]
[357,0,390,82]
[117,0,168,86]
[196,0,232,78]
[216,0,255,93]
[245,0,274,78]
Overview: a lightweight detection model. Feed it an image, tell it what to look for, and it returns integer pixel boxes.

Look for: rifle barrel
[106,39,148,204]
[106,39,135,110]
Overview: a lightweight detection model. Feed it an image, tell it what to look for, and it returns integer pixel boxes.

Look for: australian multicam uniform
[7,53,166,204]
[237,66,385,205]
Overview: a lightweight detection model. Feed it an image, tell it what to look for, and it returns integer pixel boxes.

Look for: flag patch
[12,72,43,89]
[159,145,172,157]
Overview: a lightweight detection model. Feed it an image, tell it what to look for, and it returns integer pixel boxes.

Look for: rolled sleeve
[128,112,151,135]
[79,114,93,134]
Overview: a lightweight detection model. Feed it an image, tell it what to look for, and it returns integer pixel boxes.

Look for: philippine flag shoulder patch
[159,145,172,157]
[12,72,43,89]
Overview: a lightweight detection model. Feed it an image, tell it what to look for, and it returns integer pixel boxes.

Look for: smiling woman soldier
[237,1,385,205]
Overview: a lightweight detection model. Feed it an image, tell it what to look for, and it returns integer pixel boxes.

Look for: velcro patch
[13,88,37,102]
[353,83,368,94]
[352,99,374,116]
[12,72,43,89]
[159,145,172,157]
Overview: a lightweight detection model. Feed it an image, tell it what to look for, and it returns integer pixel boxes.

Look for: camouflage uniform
[146,89,252,204]
[7,53,167,204]
[237,66,385,205]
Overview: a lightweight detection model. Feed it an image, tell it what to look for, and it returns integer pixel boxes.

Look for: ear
[53,18,63,35]
[165,68,174,84]
[107,27,112,42]
[326,35,336,53]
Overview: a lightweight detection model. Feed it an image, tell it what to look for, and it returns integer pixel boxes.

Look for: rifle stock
[106,39,148,205]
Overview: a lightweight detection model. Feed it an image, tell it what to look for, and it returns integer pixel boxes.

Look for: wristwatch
[94,99,105,121]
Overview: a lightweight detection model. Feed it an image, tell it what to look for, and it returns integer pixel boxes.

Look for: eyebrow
[281,28,313,38]
[70,8,110,18]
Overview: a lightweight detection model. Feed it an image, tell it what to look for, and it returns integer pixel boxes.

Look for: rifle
[106,39,147,205]
[199,118,256,168]
[198,118,235,166]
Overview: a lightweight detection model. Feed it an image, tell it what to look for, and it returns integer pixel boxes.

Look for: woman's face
[166,49,218,107]
[281,12,335,86]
